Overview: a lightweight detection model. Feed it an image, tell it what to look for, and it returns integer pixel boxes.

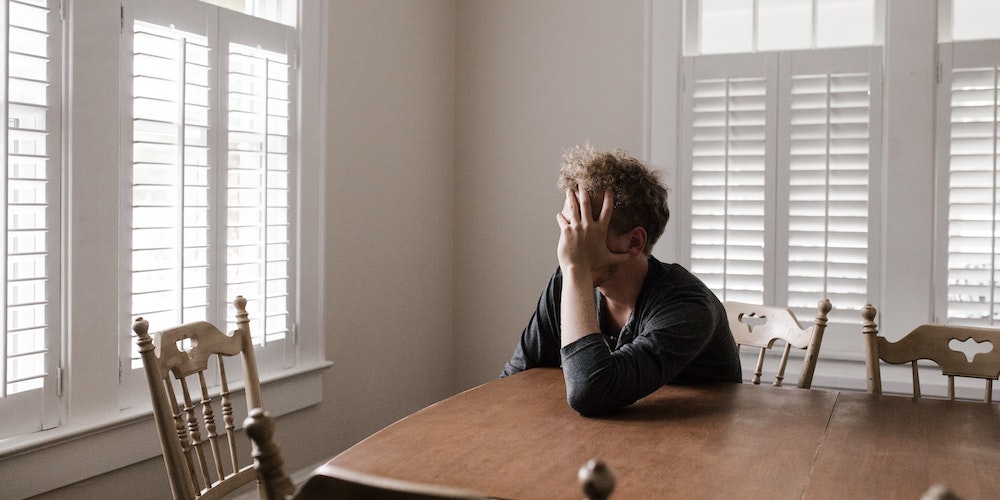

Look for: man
[502,144,742,414]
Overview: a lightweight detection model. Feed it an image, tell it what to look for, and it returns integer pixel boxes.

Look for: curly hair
[558,143,670,254]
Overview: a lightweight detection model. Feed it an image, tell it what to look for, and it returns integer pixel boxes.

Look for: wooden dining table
[325,368,1000,499]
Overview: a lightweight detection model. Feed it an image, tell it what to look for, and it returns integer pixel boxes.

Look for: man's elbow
[566,384,620,416]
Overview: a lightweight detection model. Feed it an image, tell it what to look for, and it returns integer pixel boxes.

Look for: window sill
[0,360,332,499]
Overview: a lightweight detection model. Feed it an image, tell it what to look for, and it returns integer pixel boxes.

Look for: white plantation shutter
[781,50,880,324]
[123,1,297,405]
[681,48,880,326]
[225,40,293,348]
[0,0,60,439]
[683,54,774,305]
[221,12,295,364]
[128,20,214,369]
[938,41,1000,325]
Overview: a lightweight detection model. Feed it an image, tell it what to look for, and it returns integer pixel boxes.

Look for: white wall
[452,0,648,390]
[322,0,458,451]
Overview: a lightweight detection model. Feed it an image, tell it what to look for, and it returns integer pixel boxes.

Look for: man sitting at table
[501,144,742,415]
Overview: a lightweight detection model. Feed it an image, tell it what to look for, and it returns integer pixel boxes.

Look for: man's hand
[555,188,629,347]
[556,188,630,278]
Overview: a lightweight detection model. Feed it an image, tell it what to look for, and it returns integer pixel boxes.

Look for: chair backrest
[861,304,1000,402]
[134,295,265,499]
[724,298,833,388]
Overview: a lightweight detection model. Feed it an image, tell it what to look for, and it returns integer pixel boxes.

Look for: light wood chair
[861,304,1000,402]
[244,411,617,500]
[134,295,271,499]
[243,409,294,500]
[724,298,833,388]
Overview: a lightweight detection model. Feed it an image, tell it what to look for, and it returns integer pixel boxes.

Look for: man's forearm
[560,266,600,347]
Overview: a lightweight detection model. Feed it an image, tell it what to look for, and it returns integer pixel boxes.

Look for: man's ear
[626,227,647,256]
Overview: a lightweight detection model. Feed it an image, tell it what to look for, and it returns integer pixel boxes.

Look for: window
[121,0,297,408]
[0,5,326,495]
[680,48,881,327]
[949,0,1000,42]
[0,0,61,441]
[675,1,883,331]
[199,0,297,27]
[692,0,877,55]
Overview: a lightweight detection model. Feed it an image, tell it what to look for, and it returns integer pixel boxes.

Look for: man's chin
[592,265,619,287]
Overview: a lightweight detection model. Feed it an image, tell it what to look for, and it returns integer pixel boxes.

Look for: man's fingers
[563,188,581,223]
[576,187,593,224]
[599,189,615,223]
[556,212,569,228]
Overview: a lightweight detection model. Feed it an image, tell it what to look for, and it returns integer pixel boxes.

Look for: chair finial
[245,408,295,500]
[579,459,615,500]
[922,483,963,500]
[132,317,155,354]
[861,304,878,336]
[133,316,149,338]
[814,298,832,329]
[818,298,832,317]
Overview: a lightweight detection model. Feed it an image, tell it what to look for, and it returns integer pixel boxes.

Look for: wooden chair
[134,295,271,499]
[243,409,294,500]
[724,298,833,388]
[861,304,1000,402]
[244,412,617,500]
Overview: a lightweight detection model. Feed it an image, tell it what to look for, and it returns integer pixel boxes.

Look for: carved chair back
[724,299,833,388]
[862,304,1000,402]
[134,295,266,499]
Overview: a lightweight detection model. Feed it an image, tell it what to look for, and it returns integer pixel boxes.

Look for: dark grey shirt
[502,256,742,414]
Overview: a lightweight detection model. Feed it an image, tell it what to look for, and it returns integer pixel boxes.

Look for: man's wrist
[559,263,592,279]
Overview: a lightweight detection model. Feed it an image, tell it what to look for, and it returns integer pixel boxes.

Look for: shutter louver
[130,21,212,366]
[946,66,999,324]
[690,76,767,304]
[787,72,870,323]
[226,42,290,345]
[1,0,60,438]
[5,0,54,396]
[682,49,877,330]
